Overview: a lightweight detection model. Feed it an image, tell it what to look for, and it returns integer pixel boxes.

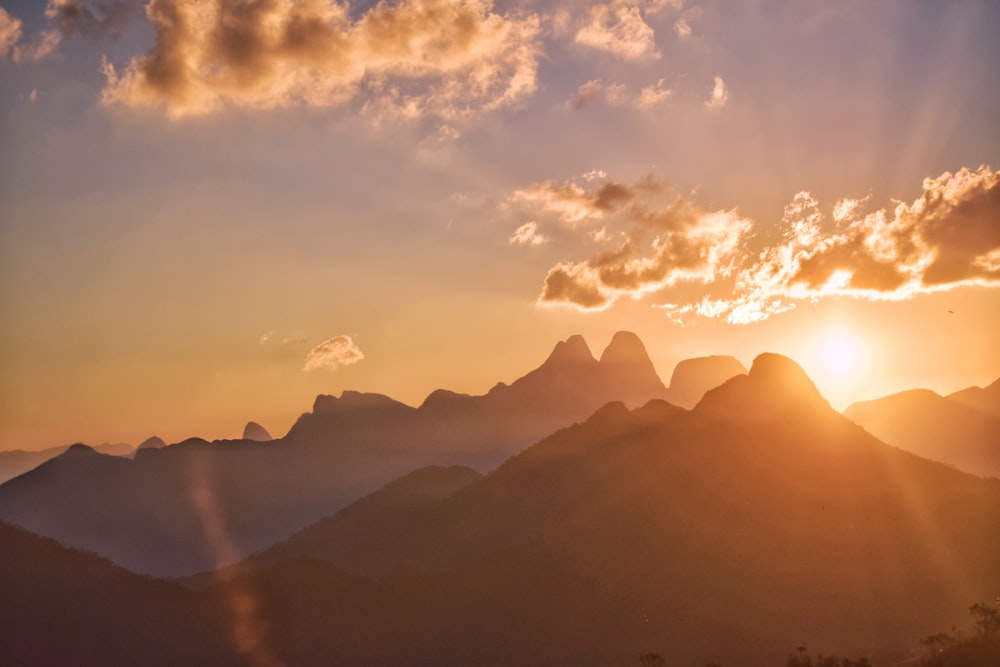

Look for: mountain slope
[0,332,677,576]
[0,442,133,484]
[845,386,1000,478]
[223,355,1000,666]
[0,521,236,667]
[948,377,1000,418]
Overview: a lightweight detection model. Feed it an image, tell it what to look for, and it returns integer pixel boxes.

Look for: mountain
[136,435,167,451]
[0,442,133,485]
[0,521,236,667]
[948,377,1000,418]
[664,354,748,408]
[241,422,273,442]
[0,332,679,577]
[209,354,1000,666]
[845,384,1000,478]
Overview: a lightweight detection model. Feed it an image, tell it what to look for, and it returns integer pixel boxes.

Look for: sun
[815,330,864,379]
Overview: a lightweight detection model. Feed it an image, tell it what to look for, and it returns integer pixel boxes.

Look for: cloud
[539,202,753,310]
[101,0,540,119]
[303,335,364,371]
[0,8,21,59]
[511,176,635,225]
[572,79,604,109]
[575,2,659,60]
[705,75,727,109]
[13,30,61,63]
[512,173,752,311]
[1,7,61,63]
[46,0,143,38]
[567,77,670,110]
[661,165,1000,324]
[635,78,670,108]
[510,221,548,246]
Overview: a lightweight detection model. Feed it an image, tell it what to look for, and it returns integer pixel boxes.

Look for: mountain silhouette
[0,521,237,666]
[241,422,273,442]
[209,355,1000,666]
[845,383,1000,478]
[665,354,748,408]
[0,332,691,576]
[136,436,167,451]
[947,377,1000,418]
[0,442,133,485]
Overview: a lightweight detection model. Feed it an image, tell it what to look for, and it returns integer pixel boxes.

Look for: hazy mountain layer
[0,442,133,485]
[845,382,1000,478]
[0,332,703,577]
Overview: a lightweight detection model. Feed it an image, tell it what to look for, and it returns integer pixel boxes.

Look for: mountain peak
[242,422,273,442]
[747,353,823,401]
[63,443,98,457]
[137,436,166,451]
[543,335,595,366]
[696,353,831,421]
[313,391,408,414]
[599,331,648,365]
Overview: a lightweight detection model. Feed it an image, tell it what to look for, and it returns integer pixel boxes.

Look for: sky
[1,0,998,451]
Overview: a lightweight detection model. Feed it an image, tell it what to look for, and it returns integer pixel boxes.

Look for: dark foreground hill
[209,354,1000,666]
[0,332,725,577]
[0,521,237,667]
[845,381,1000,478]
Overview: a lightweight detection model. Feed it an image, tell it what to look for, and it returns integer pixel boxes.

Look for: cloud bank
[512,166,1000,322]
[303,335,364,371]
[100,0,540,118]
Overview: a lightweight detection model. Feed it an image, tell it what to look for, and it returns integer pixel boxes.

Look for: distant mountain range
[4,353,996,666]
[845,378,1000,478]
[0,332,744,576]
[0,442,133,485]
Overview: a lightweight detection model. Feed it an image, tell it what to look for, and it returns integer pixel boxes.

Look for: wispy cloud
[101,0,540,119]
[568,77,670,109]
[303,335,364,371]
[575,2,659,60]
[46,0,143,37]
[509,221,548,246]
[0,8,22,60]
[511,176,636,225]
[705,75,728,109]
[0,6,61,63]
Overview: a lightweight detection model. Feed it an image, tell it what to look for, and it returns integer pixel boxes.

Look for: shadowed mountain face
[845,381,1000,478]
[0,332,683,577]
[0,521,237,667]
[212,354,1000,666]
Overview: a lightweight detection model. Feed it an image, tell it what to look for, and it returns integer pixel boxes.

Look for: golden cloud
[514,174,752,311]
[662,166,1000,324]
[574,2,659,60]
[0,8,21,59]
[303,335,364,371]
[101,0,540,119]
